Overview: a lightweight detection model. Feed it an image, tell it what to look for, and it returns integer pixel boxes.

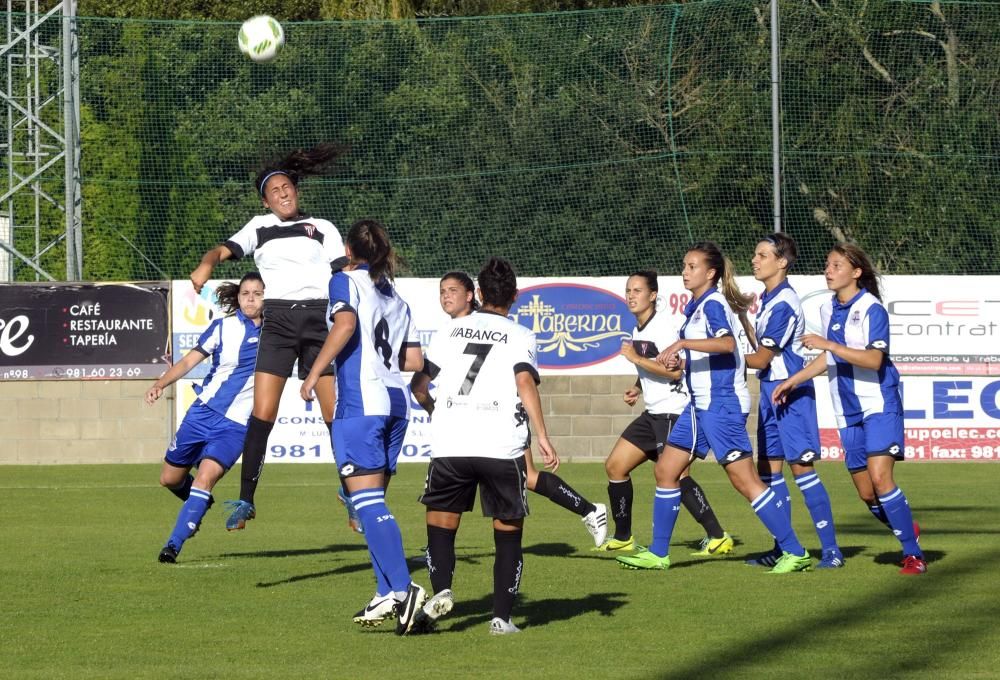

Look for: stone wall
[1,375,760,464]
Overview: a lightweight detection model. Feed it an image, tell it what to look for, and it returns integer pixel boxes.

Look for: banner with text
[169,276,999,463]
[0,282,169,380]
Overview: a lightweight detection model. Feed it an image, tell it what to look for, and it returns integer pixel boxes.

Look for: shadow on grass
[253,548,499,588]
[651,548,1000,680]
[217,543,367,560]
[423,590,629,634]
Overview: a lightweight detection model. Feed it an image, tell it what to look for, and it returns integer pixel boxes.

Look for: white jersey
[631,310,689,415]
[424,310,538,460]
[328,267,419,419]
[225,214,344,300]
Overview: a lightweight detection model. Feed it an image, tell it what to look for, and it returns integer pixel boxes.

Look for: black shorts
[256,299,335,380]
[620,411,679,462]
[419,456,529,520]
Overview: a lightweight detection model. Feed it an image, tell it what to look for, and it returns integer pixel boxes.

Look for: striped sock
[868,501,891,527]
[352,489,411,594]
[751,488,805,556]
[795,471,839,553]
[166,486,212,551]
[648,487,681,557]
[878,486,922,557]
[771,473,792,525]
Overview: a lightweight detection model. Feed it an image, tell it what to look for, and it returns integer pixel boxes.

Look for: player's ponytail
[689,242,752,314]
[477,257,518,309]
[347,219,401,282]
[831,243,883,301]
[215,271,264,315]
[255,142,348,196]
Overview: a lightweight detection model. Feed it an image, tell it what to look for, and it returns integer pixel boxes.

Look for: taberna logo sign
[511,284,633,369]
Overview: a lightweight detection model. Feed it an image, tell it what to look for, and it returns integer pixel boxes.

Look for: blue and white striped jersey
[225,214,344,301]
[192,310,260,425]
[755,281,808,382]
[328,266,418,419]
[820,288,902,426]
[680,288,750,414]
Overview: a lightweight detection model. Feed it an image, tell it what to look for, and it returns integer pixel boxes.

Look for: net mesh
[2,0,998,281]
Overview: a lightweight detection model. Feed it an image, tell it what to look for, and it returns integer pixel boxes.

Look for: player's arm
[401,345,424,373]
[621,340,681,380]
[189,244,234,294]
[300,309,356,401]
[516,370,559,472]
[410,369,434,415]
[801,334,884,371]
[145,348,208,405]
[771,352,828,405]
[744,345,776,370]
[624,377,641,407]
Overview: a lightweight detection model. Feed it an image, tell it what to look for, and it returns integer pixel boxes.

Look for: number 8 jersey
[328,266,419,419]
[423,310,540,460]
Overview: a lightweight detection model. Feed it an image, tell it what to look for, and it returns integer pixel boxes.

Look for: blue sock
[166,486,212,551]
[878,487,922,557]
[751,488,805,556]
[771,473,791,551]
[795,471,840,554]
[868,502,890,527]
[649,487,681,557]
[352,489,411,595]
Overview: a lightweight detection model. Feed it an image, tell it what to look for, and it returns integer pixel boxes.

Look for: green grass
[2,462,998,679]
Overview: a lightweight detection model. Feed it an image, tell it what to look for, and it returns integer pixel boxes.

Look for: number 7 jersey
[423,310,540,460]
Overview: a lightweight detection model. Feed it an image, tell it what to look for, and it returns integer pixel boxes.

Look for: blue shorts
[332,415,408,477]
[667,405,753,466]
[839,411,905,472]
[757,381,822,465]
[164,401,247,471]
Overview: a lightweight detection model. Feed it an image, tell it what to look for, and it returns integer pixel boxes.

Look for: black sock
[608,478,633,540]
[426,525,457,594]
[167,474,194,501]
[493,529,523,622]
[240,416,274,505]
[533,471,596,517]
[680,476,724,539]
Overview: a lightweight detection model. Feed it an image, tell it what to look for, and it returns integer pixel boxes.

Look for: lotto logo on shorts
[800,450,817,462]
[725,450,742,462]
[510,284,633,369]
[340,463,355,476]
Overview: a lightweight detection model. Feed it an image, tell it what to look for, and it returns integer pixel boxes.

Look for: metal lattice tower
[1,0,80,282]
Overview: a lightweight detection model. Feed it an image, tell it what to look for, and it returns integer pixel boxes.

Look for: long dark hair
[477,257,518,308]
[441,271,481,312]
[254,142,348,197]
[215,271,264,315]
[347,219,400,282]
[831,243,883,301]
[688,241,753,314]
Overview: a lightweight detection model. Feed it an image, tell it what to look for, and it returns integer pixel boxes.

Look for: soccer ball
[238,15,285,63]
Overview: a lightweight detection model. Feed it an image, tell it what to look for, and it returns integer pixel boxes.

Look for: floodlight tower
[1,0,81,281]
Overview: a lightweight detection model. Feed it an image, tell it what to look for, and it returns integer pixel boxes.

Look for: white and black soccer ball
[238,15,285,63]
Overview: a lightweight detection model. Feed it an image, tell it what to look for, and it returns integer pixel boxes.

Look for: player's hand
[300,374,319,402]
[537,434,559,473]
[771,379,796,405]
[624,386,640,407]
[800,333,831,352]
[145,386,162,405]
[619,339,639,364]
[189,264,211,294]
[657,340,684,366]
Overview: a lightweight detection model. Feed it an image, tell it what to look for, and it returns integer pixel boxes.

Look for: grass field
[2,461,998,679]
